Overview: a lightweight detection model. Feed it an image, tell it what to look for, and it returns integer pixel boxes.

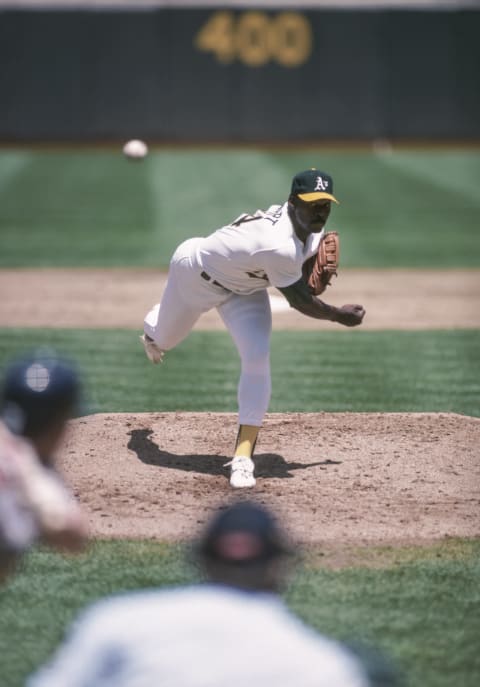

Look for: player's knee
[240,346,270,374]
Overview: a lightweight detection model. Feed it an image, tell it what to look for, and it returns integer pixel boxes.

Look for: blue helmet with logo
[0,351,81,438]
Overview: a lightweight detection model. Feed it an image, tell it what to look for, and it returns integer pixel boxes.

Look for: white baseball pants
[144,239,272,427]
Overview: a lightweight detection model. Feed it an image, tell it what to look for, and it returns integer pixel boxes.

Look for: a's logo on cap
[314,176,329,192]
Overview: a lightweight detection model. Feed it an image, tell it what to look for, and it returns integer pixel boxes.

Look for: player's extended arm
[18,454,88,553]
[278,279,365,327]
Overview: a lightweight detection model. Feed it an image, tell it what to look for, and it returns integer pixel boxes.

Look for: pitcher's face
[290,198,332,236]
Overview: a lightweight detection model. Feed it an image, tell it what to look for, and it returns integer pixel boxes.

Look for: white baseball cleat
[140,334,164,364]
[226,456,256,489]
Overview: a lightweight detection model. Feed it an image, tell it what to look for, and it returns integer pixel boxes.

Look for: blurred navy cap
[198,501,291,564]
[0,350,82,437]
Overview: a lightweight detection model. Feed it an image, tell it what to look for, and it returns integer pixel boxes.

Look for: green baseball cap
[291,168,339,204]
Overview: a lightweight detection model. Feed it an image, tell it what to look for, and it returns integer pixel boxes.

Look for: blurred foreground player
[28,501,384,687]
[0,352,88,581]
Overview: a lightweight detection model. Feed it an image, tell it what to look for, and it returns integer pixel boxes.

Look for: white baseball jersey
[197,203,324,295]
[28,584,369,687]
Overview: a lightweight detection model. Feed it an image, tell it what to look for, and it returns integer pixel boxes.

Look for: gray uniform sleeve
[27,603,128,687]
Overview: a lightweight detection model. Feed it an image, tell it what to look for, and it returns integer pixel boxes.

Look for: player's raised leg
[142,238,231,362]
[218,290,272,488]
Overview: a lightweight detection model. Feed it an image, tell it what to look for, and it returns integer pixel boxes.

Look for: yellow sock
[234,424,260,459]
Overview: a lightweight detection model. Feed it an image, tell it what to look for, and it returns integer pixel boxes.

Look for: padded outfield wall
[0,2,479,141]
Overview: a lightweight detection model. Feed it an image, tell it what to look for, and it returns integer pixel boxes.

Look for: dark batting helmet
[195,501,293,592]
[198,501,290,565]
[0,351,81,438]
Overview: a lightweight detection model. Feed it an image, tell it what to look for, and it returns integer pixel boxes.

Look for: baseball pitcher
[141,169,365,488]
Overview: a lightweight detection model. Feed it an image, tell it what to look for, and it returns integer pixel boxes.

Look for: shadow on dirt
[127,428,340,479]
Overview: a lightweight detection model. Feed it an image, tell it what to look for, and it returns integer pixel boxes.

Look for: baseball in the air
[123,139,148,160]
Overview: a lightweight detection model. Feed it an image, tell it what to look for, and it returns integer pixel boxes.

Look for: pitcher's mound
[62,412,480,547]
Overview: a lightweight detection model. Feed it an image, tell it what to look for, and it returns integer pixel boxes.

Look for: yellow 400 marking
[194,11,313,68]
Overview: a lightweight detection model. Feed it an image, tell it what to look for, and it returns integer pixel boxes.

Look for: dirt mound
[61,411,480,547]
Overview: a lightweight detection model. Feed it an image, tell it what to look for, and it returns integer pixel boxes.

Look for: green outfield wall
[0,6,479,141]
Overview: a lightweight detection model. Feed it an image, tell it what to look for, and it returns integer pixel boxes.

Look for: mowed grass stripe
[374,150,480,204]
[368,150,480,267]
[0,148,479,267]
[0,150,31,190]
[0,151,155,266]
[1,539,479,687]
[0,328,478,416]
[276,330,480,413]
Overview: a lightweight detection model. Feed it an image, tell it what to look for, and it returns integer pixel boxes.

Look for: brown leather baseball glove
[302,231,340,295]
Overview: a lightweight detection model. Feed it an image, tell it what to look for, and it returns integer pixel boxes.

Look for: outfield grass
[1,539,479,687]
[0,147,479,267]
[0,328,478,417]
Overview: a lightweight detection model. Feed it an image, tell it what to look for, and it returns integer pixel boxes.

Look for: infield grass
[0,147,479,267]
[0,327,478,417]
[0,539,479,687]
